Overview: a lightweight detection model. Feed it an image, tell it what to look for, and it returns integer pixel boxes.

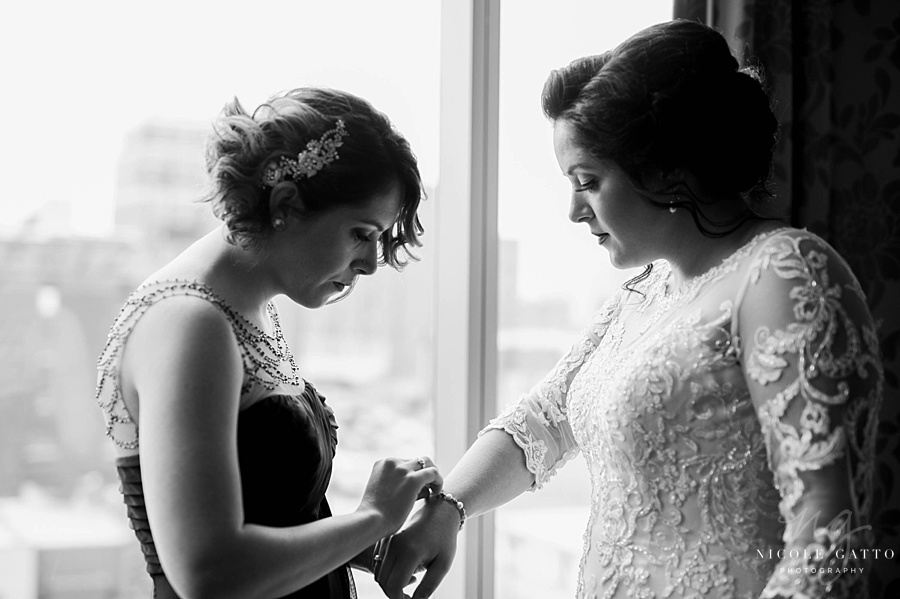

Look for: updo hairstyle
[201,87,425,269]
[541,19,778,222]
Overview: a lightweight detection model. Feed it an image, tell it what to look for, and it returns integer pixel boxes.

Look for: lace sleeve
[479,297,619,490]
[735,233,883,598]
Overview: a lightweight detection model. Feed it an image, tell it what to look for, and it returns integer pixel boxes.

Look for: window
[494,2,673,598]
[1,2,676,597]
[0,2,438,598]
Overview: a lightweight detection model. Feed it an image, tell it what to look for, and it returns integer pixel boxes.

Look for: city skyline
[1,0,667,303]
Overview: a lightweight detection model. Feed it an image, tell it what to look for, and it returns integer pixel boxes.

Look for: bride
[376,19,882,599]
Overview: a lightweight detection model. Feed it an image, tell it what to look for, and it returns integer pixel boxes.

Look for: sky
[0,0,442,233]
[0,0,672,301]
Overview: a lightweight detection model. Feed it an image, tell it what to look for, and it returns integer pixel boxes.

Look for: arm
[377,430,534,599]
[351,544,378,574]
[737,234,882,598]
[124,297,440,599]
[378,305,616,599]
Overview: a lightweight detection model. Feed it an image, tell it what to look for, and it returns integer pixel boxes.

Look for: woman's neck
[153,227,278,330]
[666,217,780,290]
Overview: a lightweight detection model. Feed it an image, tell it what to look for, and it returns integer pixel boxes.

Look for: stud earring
[272,217,285,230]
[669,204,677,214]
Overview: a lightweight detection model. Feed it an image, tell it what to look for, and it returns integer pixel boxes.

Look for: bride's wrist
[426,490,467,531]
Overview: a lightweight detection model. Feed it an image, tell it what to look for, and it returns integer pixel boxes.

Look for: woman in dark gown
[95,88,443,599]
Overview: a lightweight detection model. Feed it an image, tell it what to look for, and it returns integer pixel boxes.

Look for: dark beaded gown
[96,281,355,599]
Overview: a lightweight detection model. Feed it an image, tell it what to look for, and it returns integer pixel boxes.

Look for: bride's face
[553,120,672,270]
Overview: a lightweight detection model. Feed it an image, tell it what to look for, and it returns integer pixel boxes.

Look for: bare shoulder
[121,294,242,395]
[132,293,235,347]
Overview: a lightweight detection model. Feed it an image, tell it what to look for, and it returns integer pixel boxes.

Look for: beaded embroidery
[635,228,789,337]
[95,279,301,449]
[483,228,881,599]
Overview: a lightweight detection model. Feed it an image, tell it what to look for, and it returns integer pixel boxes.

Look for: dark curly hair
[541,19,780,288]
[200,87,425,269]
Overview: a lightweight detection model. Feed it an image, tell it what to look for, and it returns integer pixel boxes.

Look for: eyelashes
[574,179,596,192]
[354,231,382,244]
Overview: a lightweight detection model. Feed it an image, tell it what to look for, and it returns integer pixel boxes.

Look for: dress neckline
[657,225,793,294]
[130,277,301,393]
[135,278,278,341]
[632,226,793,341]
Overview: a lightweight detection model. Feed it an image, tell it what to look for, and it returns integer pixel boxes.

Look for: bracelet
[429,490,466,531]
[372,535,391,581]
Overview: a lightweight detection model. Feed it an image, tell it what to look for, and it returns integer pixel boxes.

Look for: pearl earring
[669,204,677,214]
[272,217,285,230]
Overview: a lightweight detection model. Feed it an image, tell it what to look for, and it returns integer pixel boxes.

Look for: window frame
[433,0,501,597]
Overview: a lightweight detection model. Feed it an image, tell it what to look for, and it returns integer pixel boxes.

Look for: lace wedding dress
[485,228,882,599]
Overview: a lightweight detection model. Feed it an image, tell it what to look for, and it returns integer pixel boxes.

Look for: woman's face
[271,182,403,308]
[552,120,672,269]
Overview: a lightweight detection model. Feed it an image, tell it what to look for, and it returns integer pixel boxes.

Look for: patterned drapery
[673,0,900,596]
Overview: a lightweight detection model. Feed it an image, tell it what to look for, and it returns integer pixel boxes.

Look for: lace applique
[95,280,302,449]
[741,234,882,598]
[569,291,782,599]
[481,299,619,489]
[488,228,881,599]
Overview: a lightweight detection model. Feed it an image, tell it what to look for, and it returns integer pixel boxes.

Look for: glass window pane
[0,3,438,597]
[495,3,672,599]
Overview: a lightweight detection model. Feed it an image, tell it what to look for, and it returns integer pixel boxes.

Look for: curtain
[674,0,900,597]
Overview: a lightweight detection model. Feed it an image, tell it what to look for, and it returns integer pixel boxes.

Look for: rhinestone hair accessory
[261,119,347,187]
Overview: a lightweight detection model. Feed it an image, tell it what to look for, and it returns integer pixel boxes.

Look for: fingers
[413,469,443,500]
[361,455,444,536]
[376,535,418,598]
[375,505,459,599]
[411,552,453,599]
[372,535,392,583]
[374,534,419,599]
[375,532,450,599]
[411,455,435,469]
[409,456,443,500]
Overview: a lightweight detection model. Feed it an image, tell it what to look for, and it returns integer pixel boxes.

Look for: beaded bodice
[485,229,882,599]
[95,279,300,450]
[95,279,355,599]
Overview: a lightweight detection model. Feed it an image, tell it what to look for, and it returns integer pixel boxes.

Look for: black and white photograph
[0,1,898,598]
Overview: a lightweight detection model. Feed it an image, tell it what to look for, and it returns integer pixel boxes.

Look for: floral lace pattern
[485,300,617,488]
[484,229,882,599]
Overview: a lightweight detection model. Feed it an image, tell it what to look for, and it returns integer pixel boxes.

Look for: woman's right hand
[357,457,443,535]
[375,497,461,599]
